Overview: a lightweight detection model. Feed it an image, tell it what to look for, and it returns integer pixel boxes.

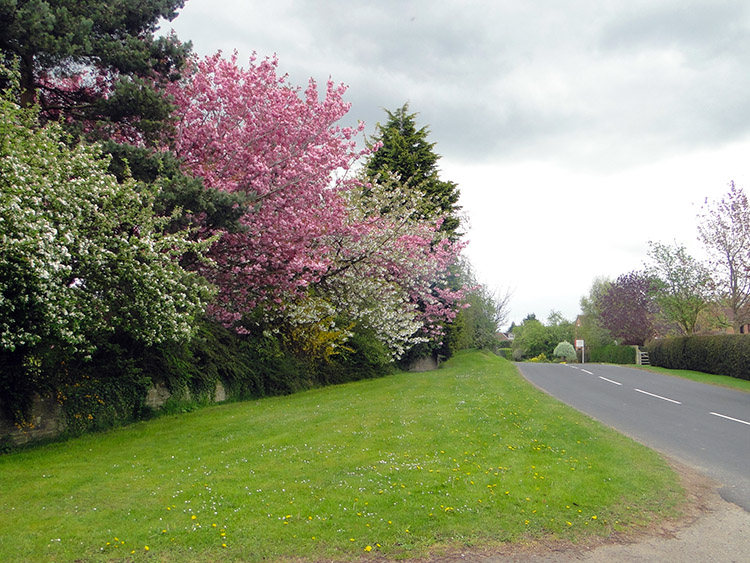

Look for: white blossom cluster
[281,176,451,359]
[0,98,214,353]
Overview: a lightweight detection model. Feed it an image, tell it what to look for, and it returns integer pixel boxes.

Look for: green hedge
[0,318,395,437]
[496,348,512,361]
[647,335,750,380]
[589,345,636,365]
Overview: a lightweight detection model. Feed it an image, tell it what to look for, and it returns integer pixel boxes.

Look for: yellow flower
[191,514,197,520]
[364,545,372,552]
[144,546,149,551]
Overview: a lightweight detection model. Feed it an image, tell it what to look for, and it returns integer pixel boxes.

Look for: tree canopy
[697,181,750,332]
[646,241,715,335]
[0,0,189,142]
[598,271,658,346]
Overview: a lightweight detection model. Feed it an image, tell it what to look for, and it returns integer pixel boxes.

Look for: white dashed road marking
[710,412,750,426]
[635,388,682,404]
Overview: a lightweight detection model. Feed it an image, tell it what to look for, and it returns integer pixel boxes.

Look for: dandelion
[364,545,372,552]
[144,546,149,551]
[191,515,197,520]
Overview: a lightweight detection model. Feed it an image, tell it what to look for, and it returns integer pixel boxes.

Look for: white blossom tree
[0,94,213,355]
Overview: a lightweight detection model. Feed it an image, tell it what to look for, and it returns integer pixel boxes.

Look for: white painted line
[710,412,750,426]
[581,369,593,375]
[599,376,622,386]
[634,388,682,404]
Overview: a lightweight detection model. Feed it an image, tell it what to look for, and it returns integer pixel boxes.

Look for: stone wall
[1,381,228,446]
[408,353,439,372]
[0,394,65,445]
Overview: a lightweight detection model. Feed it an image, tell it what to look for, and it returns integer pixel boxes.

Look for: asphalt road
[515,362,750,511]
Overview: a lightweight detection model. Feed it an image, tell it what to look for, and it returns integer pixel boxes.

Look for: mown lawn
[0,350,684,561]
[637,365,750,392]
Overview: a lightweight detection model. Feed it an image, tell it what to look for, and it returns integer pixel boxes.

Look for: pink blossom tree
[168,52,366,327]
[169,52,465,358]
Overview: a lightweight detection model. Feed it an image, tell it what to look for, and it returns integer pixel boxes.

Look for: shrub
[553,341,576,362]
[589,345,636,365]
[528,353,549,363]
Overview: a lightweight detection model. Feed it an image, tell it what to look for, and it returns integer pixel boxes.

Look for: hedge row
[647,335,750,381]
[0,318,394,437]
[588,345,636,365]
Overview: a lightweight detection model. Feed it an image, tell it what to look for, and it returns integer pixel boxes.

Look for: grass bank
[0,350,683,561]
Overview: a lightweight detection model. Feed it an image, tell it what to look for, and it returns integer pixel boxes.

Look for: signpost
[575,339,585,364]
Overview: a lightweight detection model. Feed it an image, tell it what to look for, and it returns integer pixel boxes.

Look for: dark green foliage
[317,328,394,385]
[496,348,513,360]
[589,345,636,365]
[0,318,400,439]
[104,142,250,236]
[511,312,574,361]
[0,0,189,115]
[365,103,461,238]
[49,340,153,435]
[648,335,750,380]
[0,334,153,435]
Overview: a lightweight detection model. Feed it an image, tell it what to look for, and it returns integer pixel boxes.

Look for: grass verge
[0,350,684,561]
[637,365,750,392]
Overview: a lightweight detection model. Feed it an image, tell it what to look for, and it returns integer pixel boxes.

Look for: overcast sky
[163,0,750,329]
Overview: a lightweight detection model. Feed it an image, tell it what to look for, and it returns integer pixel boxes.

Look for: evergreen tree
[0,3,251,240]
[365,103,461,238]
[0,0,189,143]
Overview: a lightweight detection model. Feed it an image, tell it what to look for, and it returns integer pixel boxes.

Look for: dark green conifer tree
[365,103,461,239]
[0,0,189,142]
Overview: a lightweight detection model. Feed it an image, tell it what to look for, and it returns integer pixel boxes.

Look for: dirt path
[429,458,750,562]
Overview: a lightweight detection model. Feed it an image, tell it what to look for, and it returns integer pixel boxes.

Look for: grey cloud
[169,0,750,171]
